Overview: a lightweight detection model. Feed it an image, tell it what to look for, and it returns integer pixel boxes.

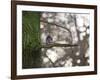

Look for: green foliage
[22,11,42,68]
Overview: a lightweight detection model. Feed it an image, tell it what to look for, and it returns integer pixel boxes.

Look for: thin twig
[43,48,56,67]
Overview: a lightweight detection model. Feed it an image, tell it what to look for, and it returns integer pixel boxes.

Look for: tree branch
[41,19,71,33]
[41,43,78,48]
